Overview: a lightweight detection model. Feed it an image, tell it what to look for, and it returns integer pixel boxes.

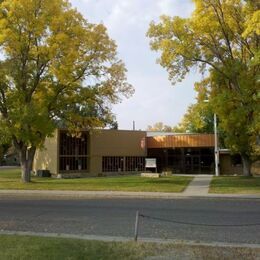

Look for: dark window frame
[59,131,88,172]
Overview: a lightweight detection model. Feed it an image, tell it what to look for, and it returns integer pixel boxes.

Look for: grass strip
[0,169,192,192]
[210,176,260,194]
[0,234,259,260]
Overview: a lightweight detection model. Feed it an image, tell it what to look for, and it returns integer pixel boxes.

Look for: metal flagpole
[214,113,219,176]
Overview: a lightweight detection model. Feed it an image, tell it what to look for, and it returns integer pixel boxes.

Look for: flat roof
[146,131,214,137]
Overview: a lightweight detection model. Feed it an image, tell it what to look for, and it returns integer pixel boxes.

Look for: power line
[139,214,260,227]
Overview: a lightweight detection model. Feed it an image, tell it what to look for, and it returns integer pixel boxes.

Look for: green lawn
[0,169,192,192]
[0,234,259,260]
[210,176,260,194]
[0,235,168,260]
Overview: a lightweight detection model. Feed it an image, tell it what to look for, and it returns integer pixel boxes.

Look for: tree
[148,0,259,176]
[146,122,173,132]
[0,0,133,182]
[0,143,10,165]
[172,80,227,147]
[172,79,213,133]
[172,104,214,134]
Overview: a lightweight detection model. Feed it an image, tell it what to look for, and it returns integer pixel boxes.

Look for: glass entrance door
[192,156,200,173]
[185,156,201,174]
[185,156,192,173]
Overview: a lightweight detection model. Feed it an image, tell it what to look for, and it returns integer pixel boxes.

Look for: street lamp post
[203,99,220,176]
[214,113,219,176]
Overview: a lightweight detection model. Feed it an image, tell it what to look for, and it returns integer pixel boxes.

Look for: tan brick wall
[33,129,58,175]
[89,130,147,175]
[90,130,146,156]
[252,161,260,175]
[220,154,243,175]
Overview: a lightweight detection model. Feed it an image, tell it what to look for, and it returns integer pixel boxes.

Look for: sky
[70,0,201,130]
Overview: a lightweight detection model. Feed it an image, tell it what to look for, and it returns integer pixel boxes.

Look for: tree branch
[210,1,234,60]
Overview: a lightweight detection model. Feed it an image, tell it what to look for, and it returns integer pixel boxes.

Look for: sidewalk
[0,175,260,200]
[183,175,213,196]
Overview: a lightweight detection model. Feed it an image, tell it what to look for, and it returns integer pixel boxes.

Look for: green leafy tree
[172,104,214,134]
[148,0,259,176]
[0,0,133,182]
[172,79,214,133]
[0,143,10,165]
[172,79,227,147]
[146,122,173,132]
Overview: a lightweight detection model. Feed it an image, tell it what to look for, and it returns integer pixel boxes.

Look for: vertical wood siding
[147,134,215,148]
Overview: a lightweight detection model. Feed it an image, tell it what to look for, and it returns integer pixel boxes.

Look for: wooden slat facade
[147,134,215,148]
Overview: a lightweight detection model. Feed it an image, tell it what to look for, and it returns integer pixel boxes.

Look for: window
[59,131,88,171]
[125,157,145,171]
[102,157,124,172]
[102,156,145,172]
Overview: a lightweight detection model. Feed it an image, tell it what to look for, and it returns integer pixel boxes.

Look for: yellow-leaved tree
[148,0,259,176]
[0,0,133,182]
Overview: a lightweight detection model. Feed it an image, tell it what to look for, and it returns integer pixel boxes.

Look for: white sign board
[145,158,157,168]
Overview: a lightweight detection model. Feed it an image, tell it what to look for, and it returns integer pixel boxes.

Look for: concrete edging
[0,190,259,200]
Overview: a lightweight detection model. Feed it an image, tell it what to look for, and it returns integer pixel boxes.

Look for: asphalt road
[0,198,259,244]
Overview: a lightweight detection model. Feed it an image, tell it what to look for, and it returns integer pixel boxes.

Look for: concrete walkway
[183,175,213,196]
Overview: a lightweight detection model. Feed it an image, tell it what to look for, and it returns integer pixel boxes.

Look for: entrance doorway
[147,147,214,174]
[185,156,200,174]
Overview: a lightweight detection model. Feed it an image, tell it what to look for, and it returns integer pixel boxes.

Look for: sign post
[134,211,139,241]
[145,158,157,172]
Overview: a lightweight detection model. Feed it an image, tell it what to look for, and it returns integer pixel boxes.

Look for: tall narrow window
[102,157,124,172]
[125,157,145,171]
[59,131,88,171]
[102,156,145,172]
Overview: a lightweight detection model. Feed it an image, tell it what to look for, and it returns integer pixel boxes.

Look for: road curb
[0,190,260,200]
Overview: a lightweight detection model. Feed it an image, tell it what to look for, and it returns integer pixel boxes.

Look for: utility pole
[133,121,135,131]
[214,113,219,176]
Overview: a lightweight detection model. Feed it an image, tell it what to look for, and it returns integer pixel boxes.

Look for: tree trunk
[21,160,31,183]
[241,154,252,177]
[19,146,36,183]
